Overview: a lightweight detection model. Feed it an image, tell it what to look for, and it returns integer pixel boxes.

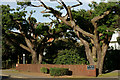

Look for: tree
[21,0,120,75]
[53,48,88,65]
[44,38,86,64]
[2,4,68,64]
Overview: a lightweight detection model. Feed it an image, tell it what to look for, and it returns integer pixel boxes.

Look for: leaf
[43,14,50,17]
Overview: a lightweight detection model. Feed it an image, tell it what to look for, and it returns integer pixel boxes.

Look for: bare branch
[59,0,68,11]
[77,0,83,4]
[20,44,31,52]
[71,4,82,8]
[56,0,63,5]
[30,4,43,7]
[67,6,73,20]
[41,10,50,13]
[7,30,22,36]
[38,0,62,17]
[39,0,49,9]
[37,0,94,38]
[70,0,82,8]
[91,10,111,38]
[91,10,111,23]
[49,17,54,22]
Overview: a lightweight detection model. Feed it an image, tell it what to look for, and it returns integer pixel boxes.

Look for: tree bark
[38,54,42,64]
[98,56,105,75]
[98,44,108,75]
[31,51,38,64]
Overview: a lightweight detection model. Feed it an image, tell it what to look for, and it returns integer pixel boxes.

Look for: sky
[1,0,119,43]
[0,0,103,23]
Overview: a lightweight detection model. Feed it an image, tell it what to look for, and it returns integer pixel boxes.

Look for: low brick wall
[16,64,96,77]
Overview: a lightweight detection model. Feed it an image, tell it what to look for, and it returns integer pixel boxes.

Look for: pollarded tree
[22,0,120,75]
[2,4,69,64]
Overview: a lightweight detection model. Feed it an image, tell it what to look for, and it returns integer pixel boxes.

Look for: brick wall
[16,64,96,77]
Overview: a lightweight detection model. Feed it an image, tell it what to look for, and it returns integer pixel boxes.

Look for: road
[0,69,120,80]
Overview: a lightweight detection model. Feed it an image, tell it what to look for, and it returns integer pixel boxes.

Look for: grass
[2,70,19,73]
[98,71,119,78]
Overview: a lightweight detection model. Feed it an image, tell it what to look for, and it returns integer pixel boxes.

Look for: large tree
[2,4,68,64]
[21,0,120,75]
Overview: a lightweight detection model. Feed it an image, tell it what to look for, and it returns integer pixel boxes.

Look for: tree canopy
[21,0,120,75]
[1,0,120,75]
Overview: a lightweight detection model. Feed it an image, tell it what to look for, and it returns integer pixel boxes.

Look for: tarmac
[0,69,120,80]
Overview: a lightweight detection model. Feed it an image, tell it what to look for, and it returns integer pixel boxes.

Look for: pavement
[1,69,51,79]
[0,69,120,80]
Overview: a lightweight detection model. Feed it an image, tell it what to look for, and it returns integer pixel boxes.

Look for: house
[109,31,120,50]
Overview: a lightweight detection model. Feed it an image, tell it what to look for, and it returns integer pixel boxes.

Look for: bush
[53,49,88,65]
[50,67,69,76]
[40,67,49,74]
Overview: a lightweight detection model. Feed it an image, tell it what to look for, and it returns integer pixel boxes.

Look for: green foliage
[43,14,50,17]
[49,67,69,76]
[44,38,87,64]
[53,49,87,65]
[17,1,31,9]
[2,4,72,64]
[56,5,64,10]
[40,67,49,74]
[35,23,49,36]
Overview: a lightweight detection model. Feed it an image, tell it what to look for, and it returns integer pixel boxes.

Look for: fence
[16,64,96,77]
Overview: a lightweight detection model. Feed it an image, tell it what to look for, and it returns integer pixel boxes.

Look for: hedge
[49,67,69,76]
[40,67,49,74]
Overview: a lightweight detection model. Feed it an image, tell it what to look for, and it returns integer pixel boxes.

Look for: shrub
[40,67,49,74]
[49,67,69,76]
[53,49,88,64]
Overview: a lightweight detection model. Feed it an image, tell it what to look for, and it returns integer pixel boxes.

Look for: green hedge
[40,67,49,74]
[50,67,69,76]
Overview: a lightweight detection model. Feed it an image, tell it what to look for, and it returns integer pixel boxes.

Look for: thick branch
[75,25,94,38]
[91,10,111,38]
[3,30,31,53]
[76,31,94,64]
[91,10,111,23]
[19,44,31,52]
[25,37,34,50]
[37,0,94,38]
[7,30,22,36]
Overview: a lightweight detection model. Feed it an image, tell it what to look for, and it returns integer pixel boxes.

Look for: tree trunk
[37,48,44,64]
[31,51,37,64]
[98,44,108,75]
[38,54,42,64]
[98,56,105,75]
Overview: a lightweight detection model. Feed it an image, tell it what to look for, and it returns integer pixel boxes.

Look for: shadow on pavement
[0,75,10,80]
